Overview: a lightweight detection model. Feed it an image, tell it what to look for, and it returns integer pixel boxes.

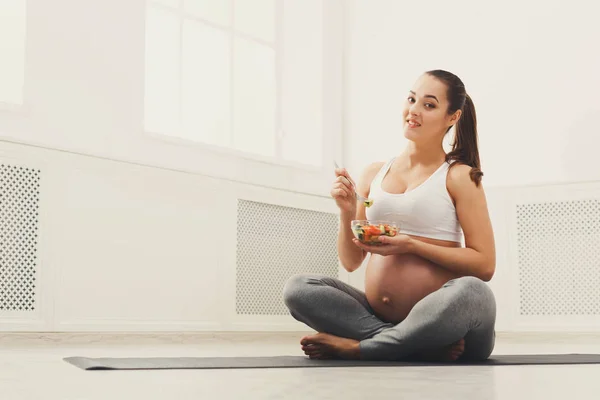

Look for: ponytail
[425,69,483,187]
[445,94,483,186]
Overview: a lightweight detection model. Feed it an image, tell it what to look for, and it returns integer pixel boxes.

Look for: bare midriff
[364,235,462,324]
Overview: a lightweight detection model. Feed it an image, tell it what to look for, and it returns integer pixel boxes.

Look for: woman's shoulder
[447,162,474,181]
[446,162,485,201]
[364,160,388,175]
[356,161,388,195]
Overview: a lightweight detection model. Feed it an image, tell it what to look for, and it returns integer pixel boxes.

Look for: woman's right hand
[331,167,357,214]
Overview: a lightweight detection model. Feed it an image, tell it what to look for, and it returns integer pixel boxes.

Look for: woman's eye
[407,96,415,103]
[425,103,435,109]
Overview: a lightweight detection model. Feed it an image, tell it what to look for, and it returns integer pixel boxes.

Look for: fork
[334,161,373,206]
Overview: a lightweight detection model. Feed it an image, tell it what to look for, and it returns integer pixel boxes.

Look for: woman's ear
[449,109,462,127]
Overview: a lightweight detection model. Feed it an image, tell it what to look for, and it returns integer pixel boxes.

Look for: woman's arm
[337,161,385,272]
[409,164,496,281]
[409,241,494,281]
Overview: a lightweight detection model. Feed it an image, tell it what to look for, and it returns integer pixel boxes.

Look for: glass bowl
[351,220,398,245]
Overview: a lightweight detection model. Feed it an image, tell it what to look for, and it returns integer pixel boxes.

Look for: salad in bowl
[351,220,398,245]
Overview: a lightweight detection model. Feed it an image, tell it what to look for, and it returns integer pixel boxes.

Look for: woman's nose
[408,102,420,114]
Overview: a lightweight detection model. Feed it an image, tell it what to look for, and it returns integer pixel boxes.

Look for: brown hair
[426,69,483,186]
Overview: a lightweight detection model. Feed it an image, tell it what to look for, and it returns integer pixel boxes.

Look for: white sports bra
[365,157,463,243]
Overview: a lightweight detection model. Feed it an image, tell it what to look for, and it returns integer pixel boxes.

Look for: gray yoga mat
[64,354,600,370]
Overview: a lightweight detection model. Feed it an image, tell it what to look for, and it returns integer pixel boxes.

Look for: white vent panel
[0,164,41,312]
[236,200,339,316]
[517,199,600,316]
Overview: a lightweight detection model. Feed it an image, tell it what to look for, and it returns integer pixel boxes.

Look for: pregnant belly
[364,253,460,323]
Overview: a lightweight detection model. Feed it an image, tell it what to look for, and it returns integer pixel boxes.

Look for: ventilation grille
[0,164,40,312]
[236,200,339,315]
[517,199,600,316]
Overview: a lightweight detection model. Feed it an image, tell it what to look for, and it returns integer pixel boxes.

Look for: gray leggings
[283,274,496,361]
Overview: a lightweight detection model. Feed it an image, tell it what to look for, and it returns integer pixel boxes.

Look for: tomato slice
[364,226,381,235]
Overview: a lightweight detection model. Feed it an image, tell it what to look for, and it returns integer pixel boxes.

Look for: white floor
[2,331,600,400]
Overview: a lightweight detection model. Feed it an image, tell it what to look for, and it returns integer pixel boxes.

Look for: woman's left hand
[352,234,414,256]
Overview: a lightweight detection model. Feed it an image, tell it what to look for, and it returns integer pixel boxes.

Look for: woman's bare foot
[300,333,361,360]
[418,338,465,362]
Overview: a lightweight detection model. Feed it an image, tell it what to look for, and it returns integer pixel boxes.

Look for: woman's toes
[302,344,322,356]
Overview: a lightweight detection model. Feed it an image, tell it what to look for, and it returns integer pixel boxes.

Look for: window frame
[142,0,301,168]
[0,0,27,113]
[141,0,344,196]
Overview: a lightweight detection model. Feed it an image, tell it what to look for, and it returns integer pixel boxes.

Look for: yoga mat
[64,354,600,370]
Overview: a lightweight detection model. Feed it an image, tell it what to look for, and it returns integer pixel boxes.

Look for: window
[0,0,26,106]
[144,0,324,167]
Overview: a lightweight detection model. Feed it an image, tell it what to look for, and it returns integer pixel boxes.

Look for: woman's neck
[400,141,446,168]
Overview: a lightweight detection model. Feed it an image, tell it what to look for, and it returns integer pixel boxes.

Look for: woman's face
[402,74,460,144]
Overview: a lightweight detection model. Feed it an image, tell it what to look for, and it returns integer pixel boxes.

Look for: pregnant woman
[283,70,497,362]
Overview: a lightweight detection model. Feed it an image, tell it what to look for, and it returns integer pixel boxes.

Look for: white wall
[0,0,344,197]
[344,0,600,187]
[0,0,345,332]
[0,138,345,332]
[2,0,599,334]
